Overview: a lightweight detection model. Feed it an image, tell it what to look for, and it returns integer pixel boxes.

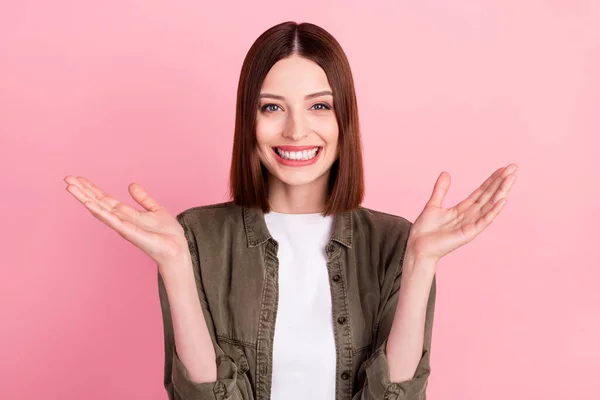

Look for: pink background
[1,1,598,399]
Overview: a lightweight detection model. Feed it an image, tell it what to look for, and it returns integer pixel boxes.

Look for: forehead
[261,55,331,95]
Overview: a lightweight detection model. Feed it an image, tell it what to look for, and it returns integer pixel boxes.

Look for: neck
[267,173,329,214]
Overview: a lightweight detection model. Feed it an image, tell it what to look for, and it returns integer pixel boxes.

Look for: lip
[272,146,322,167]
[273,145,321,151]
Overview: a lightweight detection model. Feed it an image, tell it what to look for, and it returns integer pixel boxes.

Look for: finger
[472,198,508,236]
[84,200,127,232]
[75,176,119,208]
[426,171,451,208]
[454,167,504,214]
[474,172,507,209]
[66,183,137,224]
[65,182,112,213]
[66,176,110,205]
[455,164,517,214]
[479,173,517,216]
[76,176,141,220]
[65,176,140,223]
[67,179,159,248]
[128,183,162,212]
[84,199,154,247]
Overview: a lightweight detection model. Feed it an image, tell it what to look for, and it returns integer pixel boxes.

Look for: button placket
[255,239,279,400]
[325,241,354,397]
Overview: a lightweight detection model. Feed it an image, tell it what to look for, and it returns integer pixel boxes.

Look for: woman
[64,21,517,400]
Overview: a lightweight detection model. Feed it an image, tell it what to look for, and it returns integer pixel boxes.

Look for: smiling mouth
[272,146,322,161]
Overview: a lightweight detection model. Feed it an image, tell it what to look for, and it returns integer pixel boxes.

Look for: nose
[282,111,309,141]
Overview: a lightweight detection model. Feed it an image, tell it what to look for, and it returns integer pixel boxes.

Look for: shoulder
[176,201,243,232]
[350,207,413,259]
[352,206,412,235]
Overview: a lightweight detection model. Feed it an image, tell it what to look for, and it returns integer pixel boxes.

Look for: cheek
[315,117,339,145]
[256,114,285,143]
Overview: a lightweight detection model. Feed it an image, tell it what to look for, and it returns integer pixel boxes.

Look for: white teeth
[276,147,319,161]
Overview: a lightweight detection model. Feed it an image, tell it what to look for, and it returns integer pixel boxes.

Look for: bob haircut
[229,21,364,216]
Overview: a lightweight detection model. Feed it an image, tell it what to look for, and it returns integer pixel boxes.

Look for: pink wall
[1,1,598,399]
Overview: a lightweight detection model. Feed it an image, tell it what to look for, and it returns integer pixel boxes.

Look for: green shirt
[158,202,436,400]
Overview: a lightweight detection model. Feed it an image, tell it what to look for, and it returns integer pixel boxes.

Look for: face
[256,55,339,190]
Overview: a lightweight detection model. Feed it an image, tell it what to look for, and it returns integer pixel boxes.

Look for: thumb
[128,183,162,212]
[426,171,451,208]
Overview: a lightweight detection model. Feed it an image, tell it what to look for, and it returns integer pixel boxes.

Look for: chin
[272,171,321,187]
[260,154,333,188]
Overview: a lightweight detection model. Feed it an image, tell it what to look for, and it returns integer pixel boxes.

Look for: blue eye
[260,103,331,112]
[261,104,281,112]
[312,103,331,111]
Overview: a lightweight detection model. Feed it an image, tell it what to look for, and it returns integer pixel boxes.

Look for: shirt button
[341,372,350,380]
[337,316,346,324]
[332,275,341,282]
[214,381,227,395]
[259,363,268,375]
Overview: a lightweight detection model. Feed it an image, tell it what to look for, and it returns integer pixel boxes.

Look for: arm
[158,213,246,400]
[160,255,217,384]
[353,240,437,400]
[355,163,516,399]
[385,252,436,392]
[63,177,247,398]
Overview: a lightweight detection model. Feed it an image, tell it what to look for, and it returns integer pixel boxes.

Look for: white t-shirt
[264,211,336,400]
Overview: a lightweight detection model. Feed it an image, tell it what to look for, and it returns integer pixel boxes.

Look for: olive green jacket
[158,202,436,400]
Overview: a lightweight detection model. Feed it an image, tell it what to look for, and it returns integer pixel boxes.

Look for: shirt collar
[242,206,353,248]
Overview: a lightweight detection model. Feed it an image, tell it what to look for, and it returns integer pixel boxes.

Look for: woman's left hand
[407,163,518,264]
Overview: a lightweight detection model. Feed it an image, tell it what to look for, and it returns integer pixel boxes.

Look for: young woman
[65,21,517,400]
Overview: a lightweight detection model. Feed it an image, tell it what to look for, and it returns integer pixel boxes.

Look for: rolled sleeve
[171,349,240,400]
[354,253,437,400]
[361,338,430,400]
[159,212,247,400]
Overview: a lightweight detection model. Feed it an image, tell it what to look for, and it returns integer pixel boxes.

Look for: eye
[311,103,332,111]
[261,104,282,113]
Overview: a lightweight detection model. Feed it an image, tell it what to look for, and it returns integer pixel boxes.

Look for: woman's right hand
[64,176,190,269]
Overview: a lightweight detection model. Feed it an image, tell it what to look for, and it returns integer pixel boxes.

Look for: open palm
[64,176,188,266]
[407,164,518,263]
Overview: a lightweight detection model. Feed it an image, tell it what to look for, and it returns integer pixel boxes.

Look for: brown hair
[229,21,364,216]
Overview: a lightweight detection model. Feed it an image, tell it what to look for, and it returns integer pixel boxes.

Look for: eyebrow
[259,90,333,101]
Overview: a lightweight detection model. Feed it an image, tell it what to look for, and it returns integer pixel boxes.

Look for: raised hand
[64,176,189,268]
[407,163,518,263]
